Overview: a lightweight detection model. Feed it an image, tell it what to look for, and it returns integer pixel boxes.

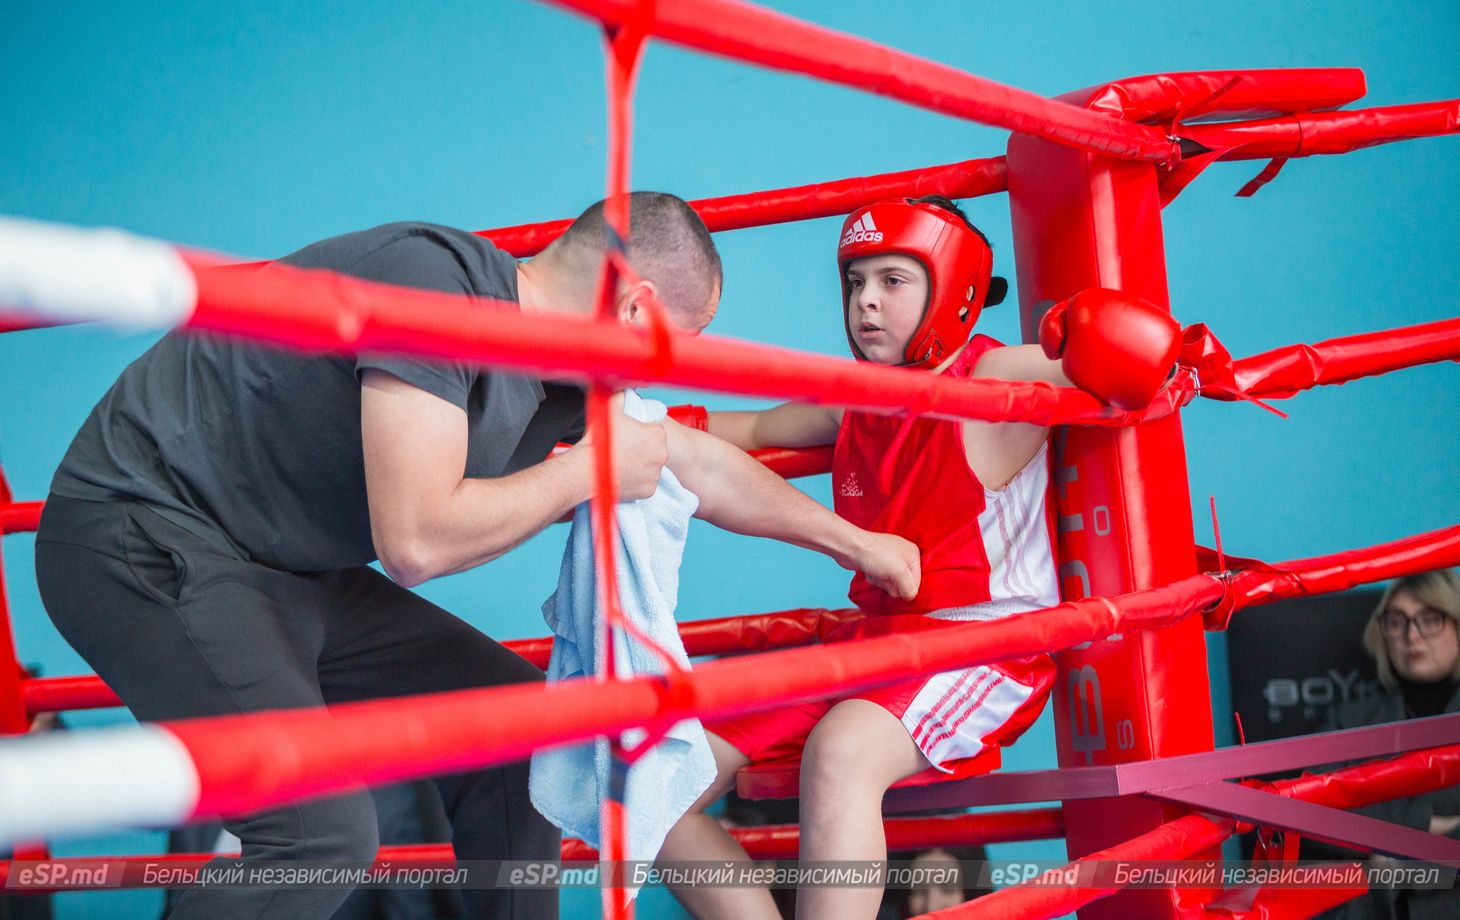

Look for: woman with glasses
[1363,570,1460,711]
[1317,569,1460,920]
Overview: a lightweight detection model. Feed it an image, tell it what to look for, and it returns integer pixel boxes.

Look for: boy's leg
[659,702,829,919]
[309,565,559,920]
[657,732,780,920]
[796,700,930,920]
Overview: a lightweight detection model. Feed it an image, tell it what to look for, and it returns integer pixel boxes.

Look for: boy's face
[845,254,929,365]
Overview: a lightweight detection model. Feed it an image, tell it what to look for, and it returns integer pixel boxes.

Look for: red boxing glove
[1039,288,1181,410]
[666,403,709,431]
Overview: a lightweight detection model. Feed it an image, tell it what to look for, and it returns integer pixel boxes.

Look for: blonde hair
[1362,569,1460,690]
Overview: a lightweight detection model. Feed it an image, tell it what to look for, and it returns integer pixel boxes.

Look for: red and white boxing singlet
[709,336,1058,781]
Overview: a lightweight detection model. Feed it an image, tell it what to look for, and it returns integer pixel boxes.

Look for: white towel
[529,390,714,889]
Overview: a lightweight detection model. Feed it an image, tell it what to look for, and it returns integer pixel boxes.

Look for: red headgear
[838,198,996,368]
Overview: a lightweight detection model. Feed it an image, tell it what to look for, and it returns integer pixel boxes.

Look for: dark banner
[1227,590,1384,745]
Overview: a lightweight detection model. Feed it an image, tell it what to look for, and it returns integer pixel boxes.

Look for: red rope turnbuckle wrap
[1,2,1458,918]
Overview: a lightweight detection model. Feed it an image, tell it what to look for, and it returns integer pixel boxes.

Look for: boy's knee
[682,759,739,816]
[800,729,863,797]
[693,731,747,808]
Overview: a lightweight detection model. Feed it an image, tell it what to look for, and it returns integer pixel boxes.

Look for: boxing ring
[2,0,1460,917]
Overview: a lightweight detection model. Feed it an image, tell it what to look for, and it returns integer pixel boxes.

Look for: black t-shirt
[50,222,584,572]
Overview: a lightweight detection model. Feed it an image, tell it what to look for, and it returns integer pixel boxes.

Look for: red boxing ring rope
[1228,315,1460,399]
[16,606,867,716]
[0,574,1208,844]
[16,516,1459,720]
[1070,68,1368,122]
[1184,98,1460,160]
[543,0,1170,162]
[178,257,1157,428]
[3,522,1458,847]
[482,155,1008,257]
[920,814,1236,920]
[1223,523,1460,617]
[0,501,42,534]
[165,578,1217,817]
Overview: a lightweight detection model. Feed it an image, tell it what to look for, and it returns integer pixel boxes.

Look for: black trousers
[34,495,558,920]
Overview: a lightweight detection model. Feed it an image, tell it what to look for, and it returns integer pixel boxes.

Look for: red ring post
[1007,102,1217,918]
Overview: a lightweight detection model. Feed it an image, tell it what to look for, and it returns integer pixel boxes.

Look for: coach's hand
[573,392,669,502]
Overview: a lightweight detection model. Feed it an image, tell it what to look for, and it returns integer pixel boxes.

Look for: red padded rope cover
[1184,98,1460,160]
[542,0,1168,162]
[1230,316,1460,399]
[179,256,1172,428]
[19,606,866,716]
[31,516,1455,718]
[1201,523,1460,630]
[0,158,1009,333]
[165,576,1225,817]
[1276,743,1460,811]
[20,675,121,715]
[918,814,1233,920]
[505,606,862,670]
[483,156,1008,257]
[0,501,41,535]
[1070,68,1365,125]
[617,311,1460,482]
[17,520,1452,821]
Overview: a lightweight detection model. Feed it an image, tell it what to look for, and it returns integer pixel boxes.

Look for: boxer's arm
[361,371,665,586]
[963,344,1067,491]
[973,342,1071,387]
[664,418,919,599]
[707,402,842,451]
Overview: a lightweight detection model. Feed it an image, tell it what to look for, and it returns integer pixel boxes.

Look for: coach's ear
[615,279,659,326]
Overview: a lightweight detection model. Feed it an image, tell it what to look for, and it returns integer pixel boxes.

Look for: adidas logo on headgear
[840,213,883,247]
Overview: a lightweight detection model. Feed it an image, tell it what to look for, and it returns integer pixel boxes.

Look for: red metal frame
[919,743,1460,918]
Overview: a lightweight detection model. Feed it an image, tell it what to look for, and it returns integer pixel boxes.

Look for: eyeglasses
[1379,609,1451,639]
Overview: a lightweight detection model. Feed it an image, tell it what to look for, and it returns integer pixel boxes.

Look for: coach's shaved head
[536,191,722,329]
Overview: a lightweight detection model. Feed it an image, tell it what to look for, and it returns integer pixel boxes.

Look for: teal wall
[2,1,1457,917]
